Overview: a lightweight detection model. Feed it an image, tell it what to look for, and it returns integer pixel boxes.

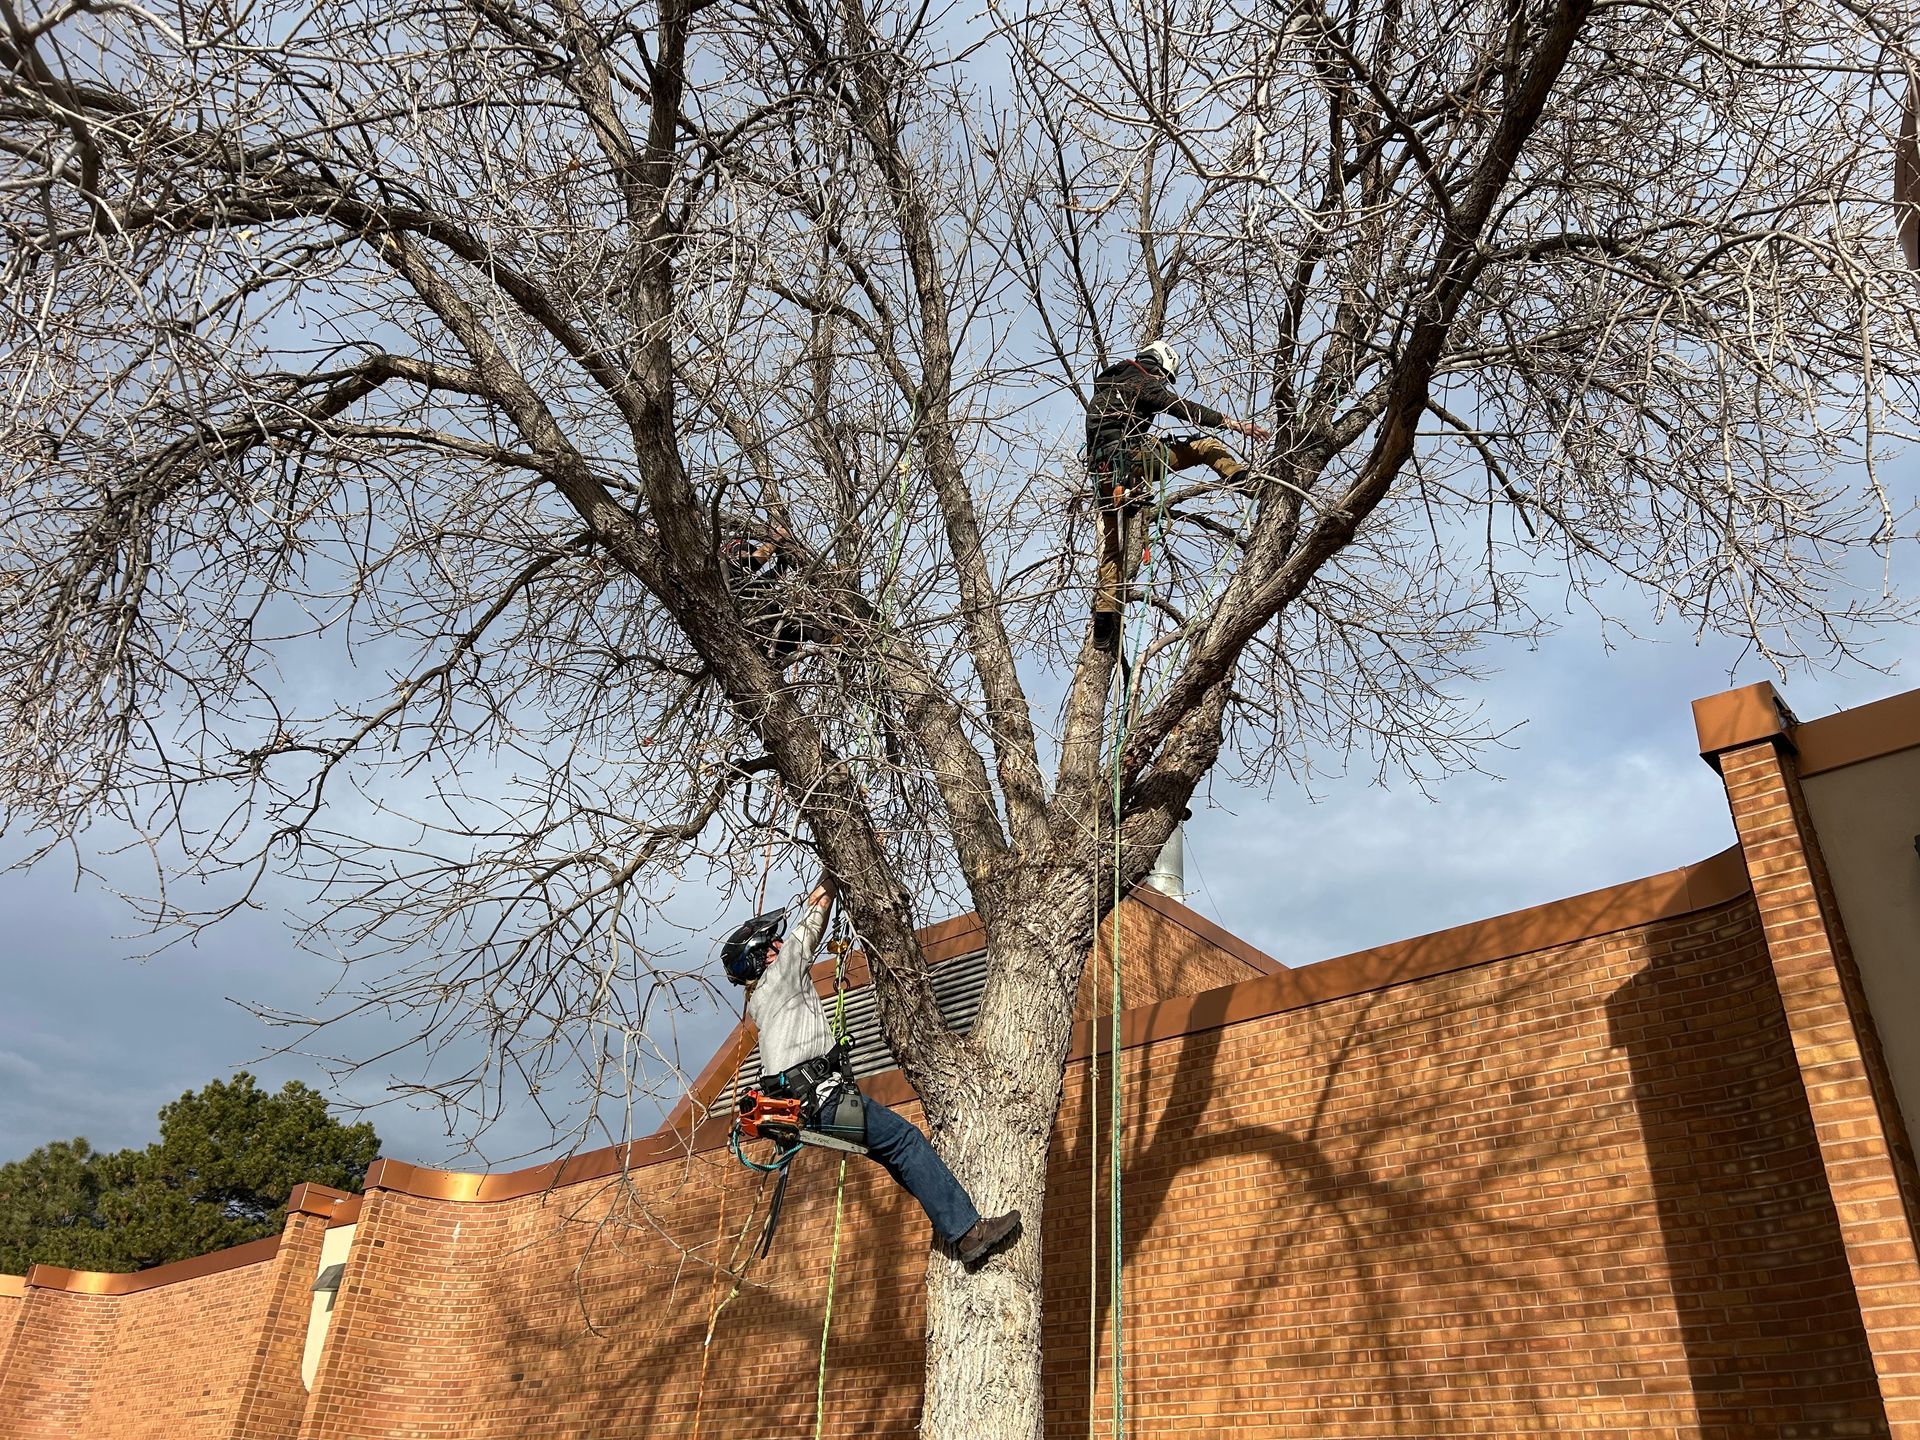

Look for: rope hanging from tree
[809,441,914,1433]
[1091,460,1173,1438]
[812,916,856,1439]
[702,429,942,1431]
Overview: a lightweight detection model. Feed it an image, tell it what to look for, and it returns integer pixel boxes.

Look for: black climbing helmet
[721,909,788,985]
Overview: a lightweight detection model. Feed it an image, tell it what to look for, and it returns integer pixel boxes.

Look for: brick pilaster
[1701,682,1920,1428]
[295,1182,393,1440]
[227,1185,347,1440]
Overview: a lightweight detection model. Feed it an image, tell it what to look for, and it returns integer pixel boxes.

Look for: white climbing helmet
[1136,339,1181,380]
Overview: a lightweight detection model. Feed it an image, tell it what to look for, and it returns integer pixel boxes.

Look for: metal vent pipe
[1142,818,1187,900]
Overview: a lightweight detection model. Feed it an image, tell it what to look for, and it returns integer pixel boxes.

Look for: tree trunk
[913,912,1087,1440]
[921,1124,1052,1440]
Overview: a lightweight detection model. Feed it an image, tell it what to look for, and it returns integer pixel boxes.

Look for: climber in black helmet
[1085,339,1272,643]
[721,871,1022,1268]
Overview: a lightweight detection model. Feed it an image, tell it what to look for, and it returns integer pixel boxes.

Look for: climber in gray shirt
[721,871,1021,1267]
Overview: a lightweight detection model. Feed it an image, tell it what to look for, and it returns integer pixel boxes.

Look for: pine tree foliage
[0,1074,378,1273]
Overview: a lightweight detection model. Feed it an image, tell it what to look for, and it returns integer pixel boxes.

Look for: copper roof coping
[1063,843,1750,1064]
[1692,681,1796,769]
[25,1234,281,1296]
[327,1194,364,1227]
[364,1111,736,1204]
[1691,679,1920,777]
[1795,683,1920,776]
[352,844,1749,1205]
[285,1182,350,1219]
[0,1275,24,1300]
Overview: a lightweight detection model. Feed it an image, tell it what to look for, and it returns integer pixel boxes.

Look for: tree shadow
[1606,911,1887,1436]
[306,902,1889,1437]
[1049,900,1888,1434]
[485,1144,935,1437]
[1048,986,1566,1432]
[302,1137,934,1437]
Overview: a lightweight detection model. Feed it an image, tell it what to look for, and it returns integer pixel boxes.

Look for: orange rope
[690,1176,730,1440]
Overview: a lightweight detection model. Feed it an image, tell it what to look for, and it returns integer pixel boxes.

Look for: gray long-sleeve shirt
[746,898,836,1075]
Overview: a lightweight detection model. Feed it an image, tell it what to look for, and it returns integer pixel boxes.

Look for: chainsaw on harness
[731,1039,871,1160]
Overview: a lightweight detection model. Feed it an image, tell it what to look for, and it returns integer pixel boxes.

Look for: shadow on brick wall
[371,903,1891,1437]
[1607,910,1887,1436]
[469,1154,933,1437]
[1047,969,1604,1431]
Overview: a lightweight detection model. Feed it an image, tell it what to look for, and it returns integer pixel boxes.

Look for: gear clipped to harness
[736,1088,804,1145]
[722,902,873,1266]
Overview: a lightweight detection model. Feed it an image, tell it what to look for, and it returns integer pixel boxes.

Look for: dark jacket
[720,532,794,593]
[1085,357,1227,460]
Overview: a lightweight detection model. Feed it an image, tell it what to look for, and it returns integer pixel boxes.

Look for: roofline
[1132,886,1286,976]
[22,684,1870,1287]
[1693,679,1920,777]
[13,1183,357,1293]
[360,843,1751,1206]
[24,1235,281,1296]
[1798,685,1920,776]
[1069,844,1748,1068]
[2,844,1754,1280]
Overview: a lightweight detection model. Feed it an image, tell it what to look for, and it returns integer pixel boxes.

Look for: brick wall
[1052,895,1880,1437]
[278,892,1882,1438]
[0,823,1901,1435]
[1716,735,1920,1431]
[0,1288,119,1436]
[0,1260,275,1440]
[232,1196,340,1440]
[295,1139,935,1437]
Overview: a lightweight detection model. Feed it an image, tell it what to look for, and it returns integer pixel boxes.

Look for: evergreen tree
[0,1138,118,1273]
[0,1074,379,1273]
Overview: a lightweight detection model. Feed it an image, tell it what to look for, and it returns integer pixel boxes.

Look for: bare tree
[2,0,1916,1428]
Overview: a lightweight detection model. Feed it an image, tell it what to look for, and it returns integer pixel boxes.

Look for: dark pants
[847,1095,980,1244]
[1093,434,1246,617]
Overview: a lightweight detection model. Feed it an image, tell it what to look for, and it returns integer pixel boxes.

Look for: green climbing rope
[813,939,854,1439]
[716,435,918,1435]
[1098,465,1173,1438]
[815,1153,848,1435]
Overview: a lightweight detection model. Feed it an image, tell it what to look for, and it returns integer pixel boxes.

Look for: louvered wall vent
[719,950,988,1111]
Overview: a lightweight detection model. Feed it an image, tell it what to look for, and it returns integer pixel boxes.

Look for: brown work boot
[956,1210,1022,1268]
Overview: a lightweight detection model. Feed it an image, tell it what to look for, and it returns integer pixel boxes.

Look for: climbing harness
[723,919,869,1235]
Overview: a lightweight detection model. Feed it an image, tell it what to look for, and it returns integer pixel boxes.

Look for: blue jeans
[856,1095,980,1244]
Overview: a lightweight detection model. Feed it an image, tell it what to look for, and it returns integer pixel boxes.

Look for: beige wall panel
[1803,743,1920,1161]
